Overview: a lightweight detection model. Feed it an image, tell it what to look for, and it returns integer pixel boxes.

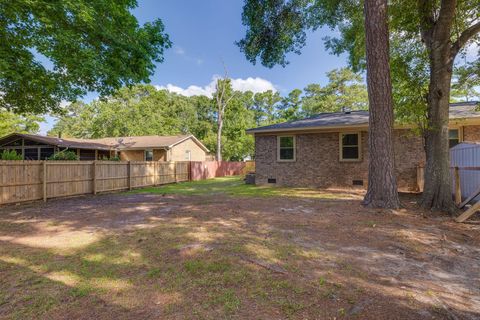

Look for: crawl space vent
[352,180,364,186]
[268,178,277,184]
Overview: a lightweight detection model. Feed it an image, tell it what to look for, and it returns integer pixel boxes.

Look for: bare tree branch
[451,21,480,58]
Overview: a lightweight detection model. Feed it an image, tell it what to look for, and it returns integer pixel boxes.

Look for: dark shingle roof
[0,133,209,152]
[1,133,113,150]
[247,102,480,133]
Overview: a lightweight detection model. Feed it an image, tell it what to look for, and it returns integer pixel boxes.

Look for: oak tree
[0,0,171,114]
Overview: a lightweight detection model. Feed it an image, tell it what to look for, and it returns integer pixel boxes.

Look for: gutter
[246,117,480,135]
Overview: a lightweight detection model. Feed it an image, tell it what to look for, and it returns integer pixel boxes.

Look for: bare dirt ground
[0,180,479,319]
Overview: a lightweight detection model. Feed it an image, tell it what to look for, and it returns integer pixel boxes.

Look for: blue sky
[40,0,349,133]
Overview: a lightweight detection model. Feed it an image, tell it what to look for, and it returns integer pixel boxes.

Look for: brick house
[247,102,480,191]
[0,134,209,161]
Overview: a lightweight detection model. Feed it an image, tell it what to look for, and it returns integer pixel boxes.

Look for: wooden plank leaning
[456,201,480,223]
[458,185,480,209]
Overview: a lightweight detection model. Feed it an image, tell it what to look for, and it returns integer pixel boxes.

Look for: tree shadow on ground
[0,190,479,319]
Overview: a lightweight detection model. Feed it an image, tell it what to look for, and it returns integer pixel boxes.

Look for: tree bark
[418,0,458,213]
[362,0,400,209]
[216,112,223,161]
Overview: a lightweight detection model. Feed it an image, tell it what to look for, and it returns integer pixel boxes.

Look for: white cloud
[155,76,277,98]
[174,46,185,55]
[230,77,277,93]
[156,84,214,97]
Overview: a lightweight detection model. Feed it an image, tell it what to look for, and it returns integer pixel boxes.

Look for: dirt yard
[0,177,479,319]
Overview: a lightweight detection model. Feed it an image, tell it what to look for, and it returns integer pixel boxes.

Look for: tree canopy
[0,111,43,137]
[302,68,368,116]
[237,0,479,115]
[0,0,171,114]
[49,68,368,160]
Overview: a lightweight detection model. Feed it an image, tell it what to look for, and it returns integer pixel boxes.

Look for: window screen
[278,136,295,160]
[24,148,39,160]
[449,129,460,148]
[79,149,96,160]
[145,150,153,161]
[40,148,55,160]
[341,133,360,160]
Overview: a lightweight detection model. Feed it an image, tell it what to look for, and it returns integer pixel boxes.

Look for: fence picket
[0,160,250,205]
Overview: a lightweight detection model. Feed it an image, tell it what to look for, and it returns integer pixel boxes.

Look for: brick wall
[463,126,480,141]
[255,129,425,191]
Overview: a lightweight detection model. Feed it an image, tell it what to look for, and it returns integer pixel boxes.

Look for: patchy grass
[130,176,357,199]
[0,178,479,319]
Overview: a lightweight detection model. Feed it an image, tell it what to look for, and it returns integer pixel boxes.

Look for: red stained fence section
[190,161,249,181]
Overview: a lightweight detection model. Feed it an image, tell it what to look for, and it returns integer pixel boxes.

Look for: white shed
[450,142,480,203]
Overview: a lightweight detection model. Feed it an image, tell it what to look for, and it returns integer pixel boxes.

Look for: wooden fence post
[454,166,461,205]
[128,161,132,190]
[154,161,158,186]
[43,161,47,202]
[174,161,177,183]
[416,166,424,192]
[92,161,97,195]
[189,161,192,181]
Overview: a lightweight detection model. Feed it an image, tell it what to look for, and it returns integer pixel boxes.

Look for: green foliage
[50,67,370,161]
[48,150,78,161]
[0,150,22,160]
[251,90,282,125]
[237,0,312,67]
[0,111,44,136]
[451,61,480,102]
[279,89,303,121]
[238,0,479,130]
[101,155,120,161]
[302,68,368,116]
[0,0,171,114]
[50,85,208,138]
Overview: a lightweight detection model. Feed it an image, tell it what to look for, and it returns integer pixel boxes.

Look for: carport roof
[0,133,209,152]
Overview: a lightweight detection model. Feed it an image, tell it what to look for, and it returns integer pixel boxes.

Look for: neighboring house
[0,134,209,161]
[247,102,480,191]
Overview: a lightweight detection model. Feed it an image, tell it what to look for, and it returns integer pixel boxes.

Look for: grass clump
[131,176,354,199]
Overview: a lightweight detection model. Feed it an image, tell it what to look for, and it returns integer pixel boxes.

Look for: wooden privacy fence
[0,161,191,205]
[190,161,250,181]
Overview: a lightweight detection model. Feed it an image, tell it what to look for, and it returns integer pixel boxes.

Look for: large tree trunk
[362,0,400,209]
[420,33,456,213]
[418,0,458,213]
[216,113,223,161]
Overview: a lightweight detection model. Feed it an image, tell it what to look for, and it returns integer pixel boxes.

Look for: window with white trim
[449,129,461,148]
[340,133,361,161]
[277,136,295,161]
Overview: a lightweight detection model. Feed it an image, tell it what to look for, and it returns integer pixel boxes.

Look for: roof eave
[246,123,370,134]
[247,116,480,135]
[168,135,210,153]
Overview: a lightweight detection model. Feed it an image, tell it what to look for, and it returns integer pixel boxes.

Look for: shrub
[48,150,79,160]
[101,155,120,161]
[0,150,23,160]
